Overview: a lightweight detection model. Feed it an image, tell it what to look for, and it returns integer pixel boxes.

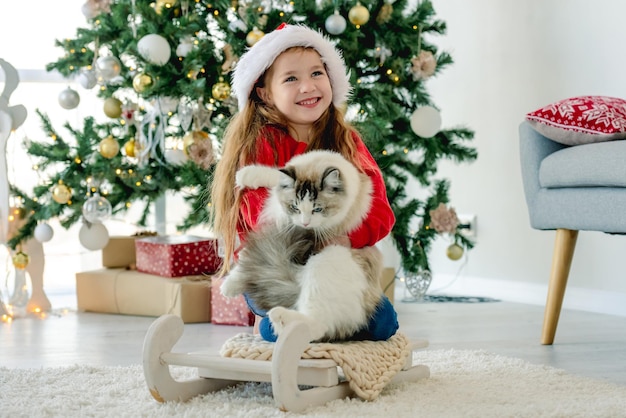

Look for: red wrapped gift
[135,235,222,278]
[210,277,255,326]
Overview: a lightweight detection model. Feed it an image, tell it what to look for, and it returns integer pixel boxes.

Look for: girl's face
[256,48,332,142]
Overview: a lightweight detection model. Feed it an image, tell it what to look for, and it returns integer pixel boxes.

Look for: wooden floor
[1,292,625,387]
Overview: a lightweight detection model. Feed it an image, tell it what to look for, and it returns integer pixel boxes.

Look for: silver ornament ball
[58,87,80,109]
[78,69,98,89]
[325,12,347,35]
[96,56,122,80]
[82,193,112,223]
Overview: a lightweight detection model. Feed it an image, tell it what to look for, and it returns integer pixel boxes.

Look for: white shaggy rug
[2,349,625,418]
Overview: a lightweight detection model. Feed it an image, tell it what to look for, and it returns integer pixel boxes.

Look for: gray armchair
[519,121,626,344]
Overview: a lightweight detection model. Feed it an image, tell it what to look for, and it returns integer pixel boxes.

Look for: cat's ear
[278,167,296,189]
[321,167,343,192]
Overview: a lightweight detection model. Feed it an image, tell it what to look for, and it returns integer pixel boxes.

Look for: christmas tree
[8,0,476,294]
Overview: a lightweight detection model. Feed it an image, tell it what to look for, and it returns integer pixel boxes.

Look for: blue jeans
[244,294,399,343]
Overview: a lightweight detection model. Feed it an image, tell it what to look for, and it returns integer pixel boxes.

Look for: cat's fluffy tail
[224,225,317,312]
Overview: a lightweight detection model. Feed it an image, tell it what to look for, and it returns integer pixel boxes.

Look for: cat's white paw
[268,307,303,336]
[268,307,327,341]
[220,275,244,297]
[236,165,279,189]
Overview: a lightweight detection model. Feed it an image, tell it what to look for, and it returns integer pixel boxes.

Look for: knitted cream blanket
[220,332,410,401]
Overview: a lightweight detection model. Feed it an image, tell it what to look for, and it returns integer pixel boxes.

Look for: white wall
[421,0,626,315]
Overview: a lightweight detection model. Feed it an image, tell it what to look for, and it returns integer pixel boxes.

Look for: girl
[211,23,398,341]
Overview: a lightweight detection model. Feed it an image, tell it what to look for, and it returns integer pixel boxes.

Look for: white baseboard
[411,274,626,318]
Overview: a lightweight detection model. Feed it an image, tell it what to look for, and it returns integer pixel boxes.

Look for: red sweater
[238,126,395,249]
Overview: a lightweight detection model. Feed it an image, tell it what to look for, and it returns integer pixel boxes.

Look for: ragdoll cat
[220,150,385,342]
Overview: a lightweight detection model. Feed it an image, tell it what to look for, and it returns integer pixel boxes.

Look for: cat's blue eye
[290,204,300,213]
[312,207,323,213]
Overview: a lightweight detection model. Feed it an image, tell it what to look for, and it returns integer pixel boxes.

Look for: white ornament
[138,34,171,66]
[78,69,98,89]
[34,223,54,243]
[58,87,80,109]
[81,0,99,19]
[410,106,442,138]
[176,37,194,58]
[96,56,122,81]
[228,19,247,33]
[165,149,187,166]
[325,11,347,35]
[78,222,110,251]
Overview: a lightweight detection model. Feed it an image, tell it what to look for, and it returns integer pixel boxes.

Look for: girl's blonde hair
[211,47,362,274]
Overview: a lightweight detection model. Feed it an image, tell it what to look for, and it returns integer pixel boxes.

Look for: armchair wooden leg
[542,228,578,345]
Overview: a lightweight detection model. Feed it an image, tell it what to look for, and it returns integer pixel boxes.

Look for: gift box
[102,233,157,268]
[210,277,255,326]
[135,235,222,278]
[76,268,211,323]
[102,236,138,268]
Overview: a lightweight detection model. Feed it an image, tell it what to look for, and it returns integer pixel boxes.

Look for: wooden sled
[143,314,430,412]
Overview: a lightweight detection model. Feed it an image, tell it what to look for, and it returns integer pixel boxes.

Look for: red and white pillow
[526,96,626,145]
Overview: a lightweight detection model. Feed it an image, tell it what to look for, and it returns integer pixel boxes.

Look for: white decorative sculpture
[0,58,51,314]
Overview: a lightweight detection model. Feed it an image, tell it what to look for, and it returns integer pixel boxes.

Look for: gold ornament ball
[132,73,153,93]
[12,251,30,269]
[99,135,120,159]
[52,183,72,204]
[211,78,231,101]
[183,131,209,156]
[103,97,123,118]
[155,0,174,14]
[246,27,265,46]
[124,139,136,157]
[348,3,370,26]
[446,243,464,261]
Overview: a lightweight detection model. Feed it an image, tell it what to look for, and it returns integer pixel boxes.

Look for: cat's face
[276,166,347,229]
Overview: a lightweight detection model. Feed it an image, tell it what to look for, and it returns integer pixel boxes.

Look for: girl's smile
[257,48,333,142]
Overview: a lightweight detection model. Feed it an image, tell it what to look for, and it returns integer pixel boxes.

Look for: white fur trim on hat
[231,24,351,112]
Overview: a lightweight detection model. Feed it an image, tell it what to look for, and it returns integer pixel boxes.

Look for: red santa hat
[231,23,351,112]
